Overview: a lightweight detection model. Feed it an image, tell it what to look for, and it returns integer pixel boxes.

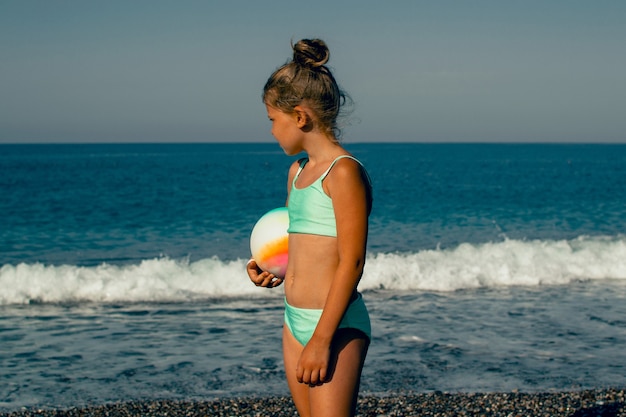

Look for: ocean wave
[1,236,625,305]
[362,235,626,291]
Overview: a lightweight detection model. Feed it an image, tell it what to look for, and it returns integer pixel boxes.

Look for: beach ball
[250,207,289,278]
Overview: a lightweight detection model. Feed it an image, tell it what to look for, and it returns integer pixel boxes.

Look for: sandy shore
[2,389,624,417]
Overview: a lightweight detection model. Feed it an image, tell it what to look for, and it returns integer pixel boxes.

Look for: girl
[247,38,372,417]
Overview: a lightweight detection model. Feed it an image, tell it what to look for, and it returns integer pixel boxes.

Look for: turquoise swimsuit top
[287,155,366,237]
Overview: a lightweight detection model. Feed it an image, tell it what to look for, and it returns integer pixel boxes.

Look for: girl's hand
[296,336,331,385]
[246,259,283,288]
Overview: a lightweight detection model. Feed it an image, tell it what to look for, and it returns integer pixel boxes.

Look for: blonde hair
[263,39,350,139]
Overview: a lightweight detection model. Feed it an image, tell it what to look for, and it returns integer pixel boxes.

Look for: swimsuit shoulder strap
[320,155,361,181]
[292,157,309,185]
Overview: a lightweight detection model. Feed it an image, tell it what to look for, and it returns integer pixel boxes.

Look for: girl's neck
[303,134,345,164]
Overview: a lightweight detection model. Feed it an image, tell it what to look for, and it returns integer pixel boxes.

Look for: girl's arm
[295,158,370,384]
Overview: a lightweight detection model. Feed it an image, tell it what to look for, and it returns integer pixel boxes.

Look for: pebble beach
[3,389,625,417]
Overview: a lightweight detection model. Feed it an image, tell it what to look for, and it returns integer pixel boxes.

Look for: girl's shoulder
[326,155,365,179]
[323,156,367,190]
[325,155,373,210]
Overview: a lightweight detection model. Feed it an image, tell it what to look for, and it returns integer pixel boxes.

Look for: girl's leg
[308,329,369,417]
[283,325,311,417]
[283,325,369,417]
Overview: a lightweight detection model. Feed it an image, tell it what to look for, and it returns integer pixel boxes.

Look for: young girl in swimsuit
[247,39,372,417]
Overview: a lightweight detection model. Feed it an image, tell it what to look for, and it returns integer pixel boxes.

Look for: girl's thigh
[283,326,310,415]
[308,329,369,417]
[283,327,369,417]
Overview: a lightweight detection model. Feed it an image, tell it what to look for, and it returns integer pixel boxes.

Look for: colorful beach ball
[250,207,289,278]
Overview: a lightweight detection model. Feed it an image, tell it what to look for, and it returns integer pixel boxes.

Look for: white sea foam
[1,235,625,305]
[361,235,626,292]
[0,257,261,305]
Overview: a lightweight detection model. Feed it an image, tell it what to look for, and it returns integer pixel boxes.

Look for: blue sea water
[1,143,626,410]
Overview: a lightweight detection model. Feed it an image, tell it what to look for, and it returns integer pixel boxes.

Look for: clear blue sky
[1,1,625,143]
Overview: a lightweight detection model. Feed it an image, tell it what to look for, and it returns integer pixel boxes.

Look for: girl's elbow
[339,256,365,275]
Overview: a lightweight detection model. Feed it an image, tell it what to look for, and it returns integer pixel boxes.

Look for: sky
[1,1,625,144]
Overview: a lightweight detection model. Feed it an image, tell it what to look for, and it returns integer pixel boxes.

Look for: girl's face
[266,105,304,155]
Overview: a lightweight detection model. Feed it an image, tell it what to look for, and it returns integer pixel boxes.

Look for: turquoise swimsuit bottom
[284,293,371,346]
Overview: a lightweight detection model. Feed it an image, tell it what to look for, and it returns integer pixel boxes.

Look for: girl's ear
[293,106,309,129]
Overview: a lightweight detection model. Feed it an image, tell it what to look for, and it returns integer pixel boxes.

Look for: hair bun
[292,39,330,68]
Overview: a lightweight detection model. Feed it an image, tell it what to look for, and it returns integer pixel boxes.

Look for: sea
[1,142,625,411]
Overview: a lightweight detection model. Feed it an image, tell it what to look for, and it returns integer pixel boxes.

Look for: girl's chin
[280,146,301,156]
